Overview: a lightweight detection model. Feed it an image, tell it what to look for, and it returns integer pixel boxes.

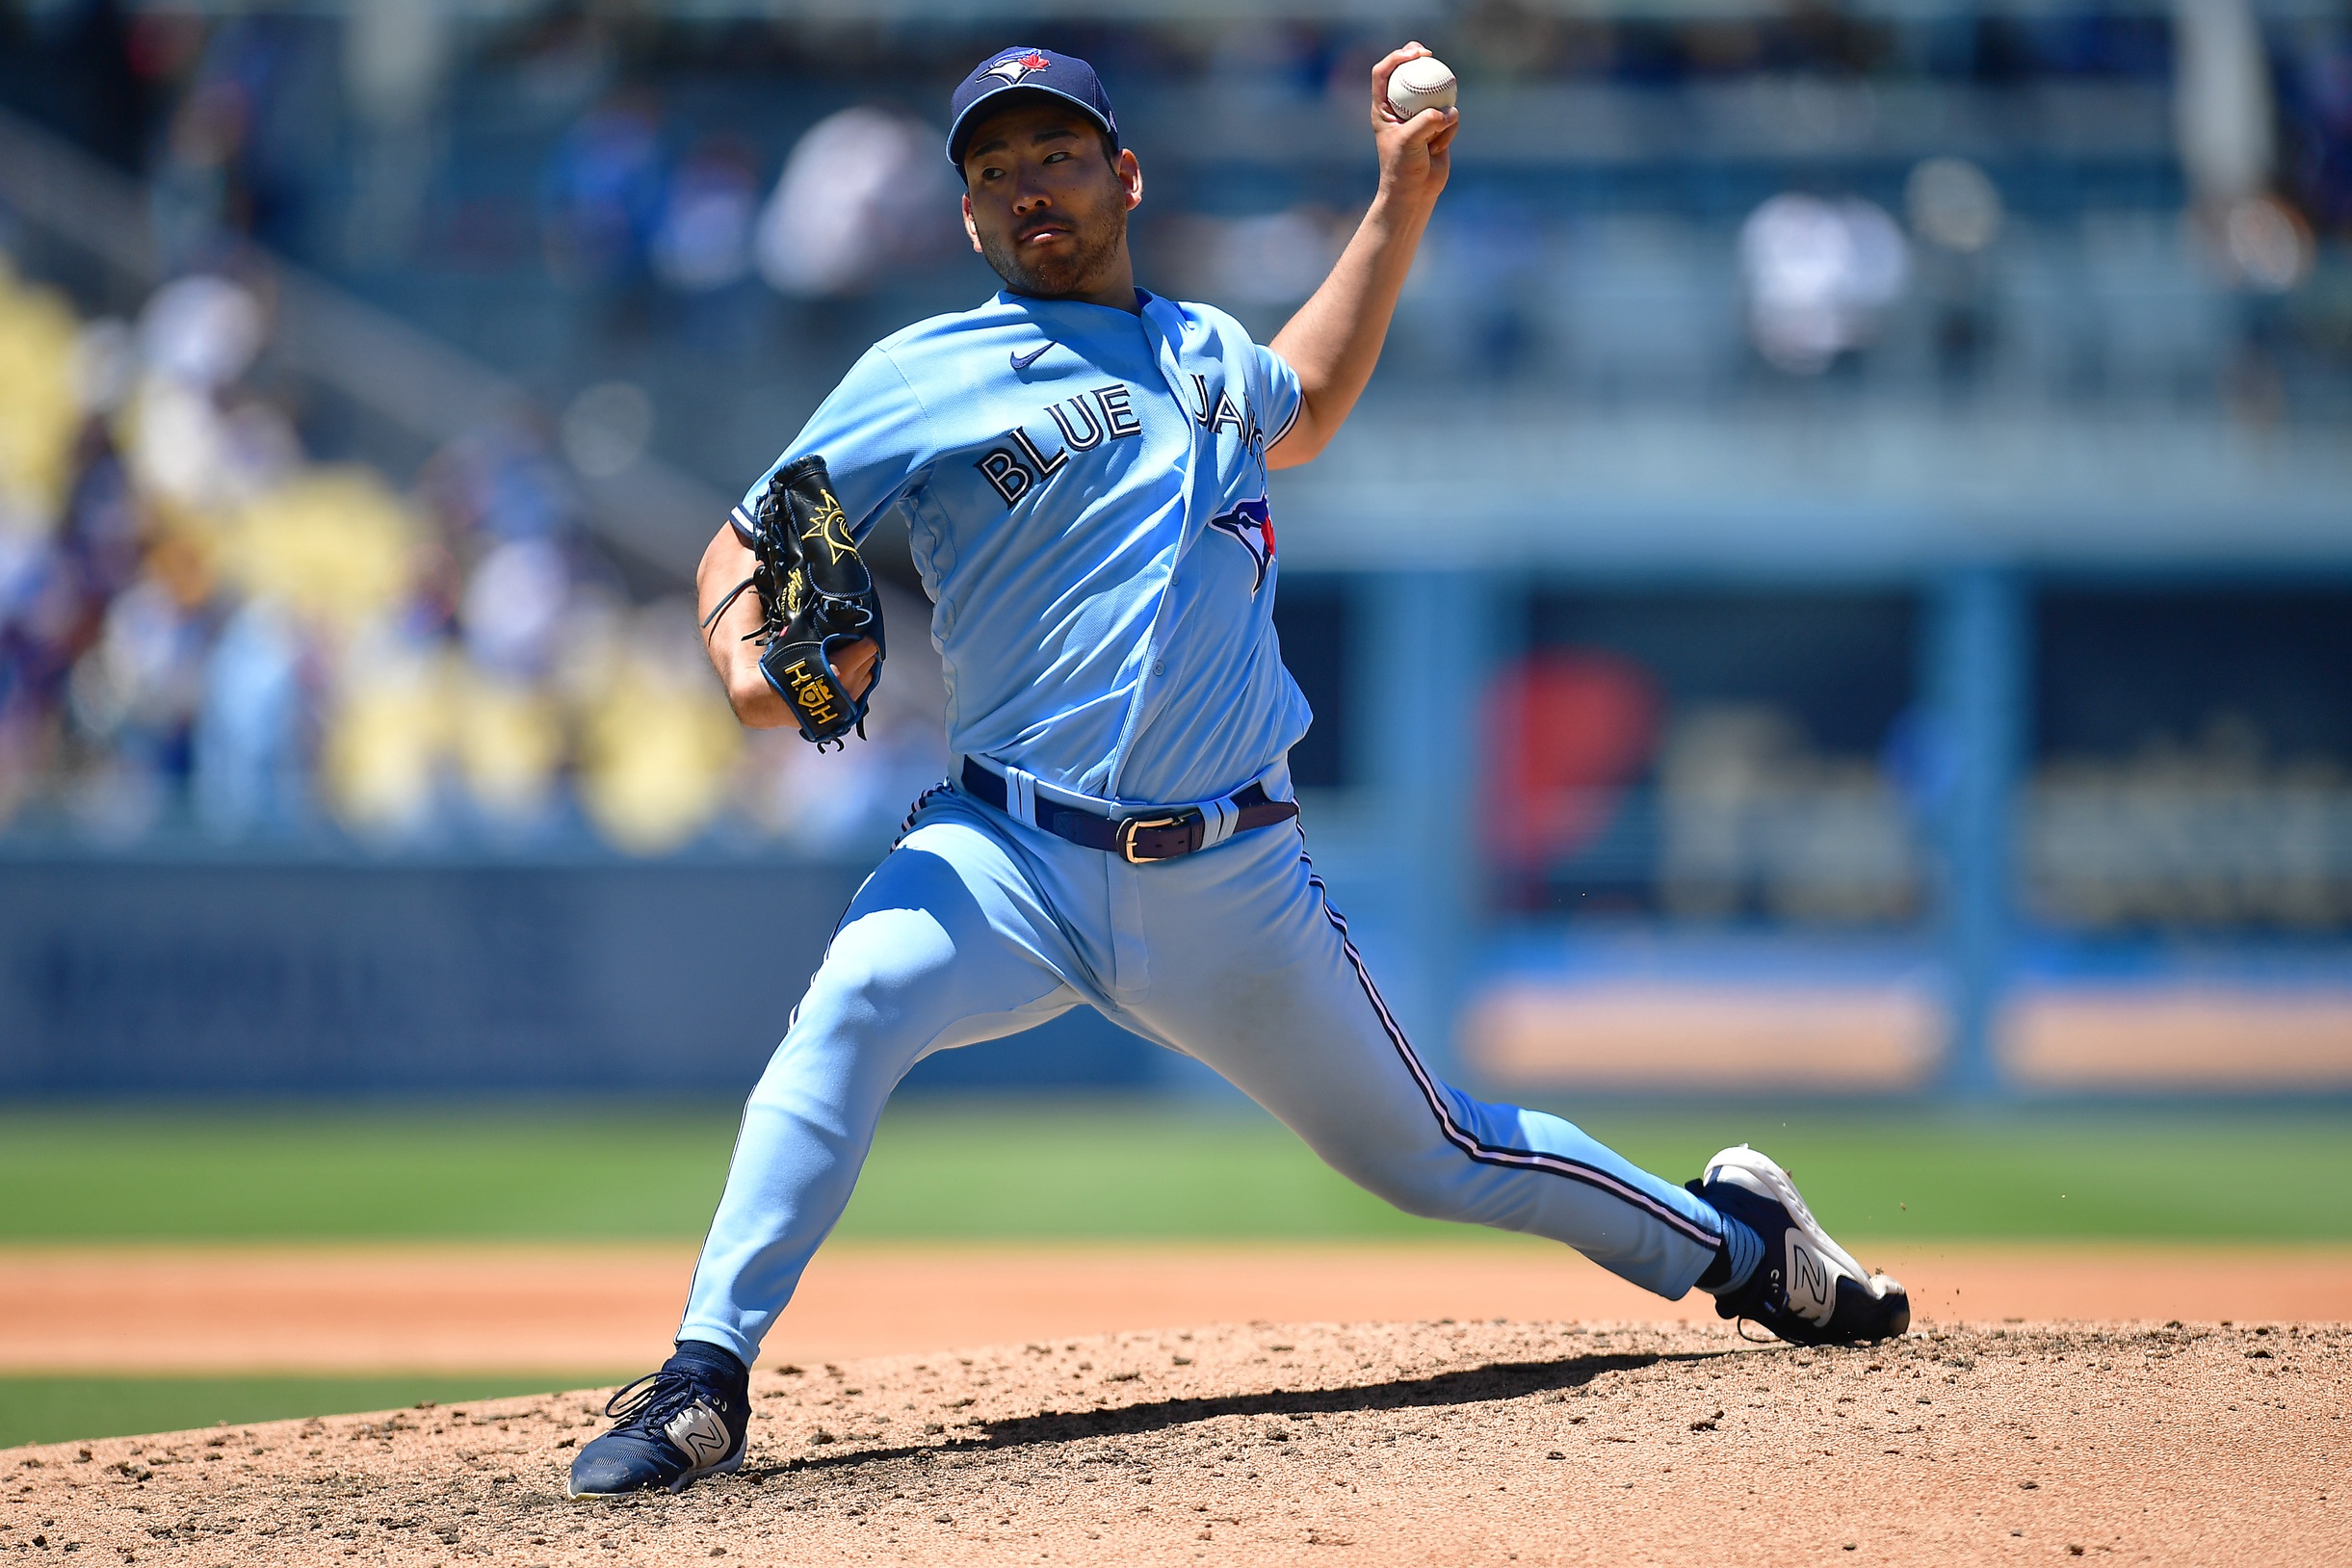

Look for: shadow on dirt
[747,1347,1728,1480]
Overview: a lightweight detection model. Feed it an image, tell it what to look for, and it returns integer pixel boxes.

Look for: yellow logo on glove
[781,659,842,728]
[801,490,856,563]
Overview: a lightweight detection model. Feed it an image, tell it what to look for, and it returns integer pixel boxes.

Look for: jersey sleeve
[735,345,932,544]
[1252,341,1304,451]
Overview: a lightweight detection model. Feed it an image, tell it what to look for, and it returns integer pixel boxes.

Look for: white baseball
[1387,55,1457,119]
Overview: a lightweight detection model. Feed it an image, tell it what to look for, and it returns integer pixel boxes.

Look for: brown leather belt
[957,758,1298,864]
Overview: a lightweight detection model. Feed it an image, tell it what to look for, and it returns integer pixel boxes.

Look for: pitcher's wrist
[1363,187,1435,243]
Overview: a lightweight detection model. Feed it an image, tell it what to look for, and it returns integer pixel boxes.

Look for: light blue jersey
[738,289,1305,807]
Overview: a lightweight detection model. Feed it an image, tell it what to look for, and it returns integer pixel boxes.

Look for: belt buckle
[1116,808,1202,865]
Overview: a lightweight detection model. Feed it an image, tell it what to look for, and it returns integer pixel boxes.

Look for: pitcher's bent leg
[677,824,1077,1364]
[1119,831,1733,1300]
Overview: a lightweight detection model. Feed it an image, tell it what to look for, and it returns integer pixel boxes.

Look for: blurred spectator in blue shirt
[541,93,666,291]
[194,597,311,838]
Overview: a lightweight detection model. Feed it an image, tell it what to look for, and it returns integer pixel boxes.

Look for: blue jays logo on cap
[948,45,1120,169]
[982,49,1053,87]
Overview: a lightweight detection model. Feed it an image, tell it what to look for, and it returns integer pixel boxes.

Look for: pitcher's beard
[980,207,1128,299]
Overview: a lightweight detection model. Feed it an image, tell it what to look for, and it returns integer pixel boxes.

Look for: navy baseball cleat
[1691,1144,1910,1346]
[568,1341,750,1497]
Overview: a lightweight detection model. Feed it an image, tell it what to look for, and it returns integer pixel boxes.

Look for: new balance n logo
[1788,1238,1835,1324]
[665,1404,731,1468]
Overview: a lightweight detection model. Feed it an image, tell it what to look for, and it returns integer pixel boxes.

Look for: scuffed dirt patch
[4,1319,2344,1566]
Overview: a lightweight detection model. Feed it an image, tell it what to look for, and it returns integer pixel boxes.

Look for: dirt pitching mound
[6,1319,2343,1566]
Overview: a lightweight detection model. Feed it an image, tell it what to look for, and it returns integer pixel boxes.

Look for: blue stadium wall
[0,858,1175,1097]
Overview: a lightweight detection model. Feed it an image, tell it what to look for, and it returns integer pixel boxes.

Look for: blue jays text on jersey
[738,288,1306,809]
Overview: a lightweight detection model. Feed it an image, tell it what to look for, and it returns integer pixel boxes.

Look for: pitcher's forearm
[696,523,793,728]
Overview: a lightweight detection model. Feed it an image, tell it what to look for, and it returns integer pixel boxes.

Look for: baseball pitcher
[571,42,1907,1498]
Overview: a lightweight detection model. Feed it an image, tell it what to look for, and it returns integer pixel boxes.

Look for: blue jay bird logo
[983,50,1053,87]
[1209,497,1276,593]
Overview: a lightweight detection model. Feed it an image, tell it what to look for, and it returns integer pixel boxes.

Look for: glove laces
[699,575,770,644]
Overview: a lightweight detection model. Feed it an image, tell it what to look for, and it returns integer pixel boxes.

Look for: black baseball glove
[705,455,885,749]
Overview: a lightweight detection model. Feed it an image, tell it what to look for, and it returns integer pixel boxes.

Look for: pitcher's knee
[794,908,968,1045]
[745,921,959,1104]
[827,907,959,990]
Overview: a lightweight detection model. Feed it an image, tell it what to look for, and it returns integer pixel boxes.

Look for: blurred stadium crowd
[13,3,2332,388]
[0,257,943,854]
[11,3,2345,436]
[0,0,2348,904]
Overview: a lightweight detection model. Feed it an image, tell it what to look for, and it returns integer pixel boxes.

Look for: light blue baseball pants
[677,783,1731,1364]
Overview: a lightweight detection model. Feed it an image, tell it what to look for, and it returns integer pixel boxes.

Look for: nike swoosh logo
[1010,343,1053,372]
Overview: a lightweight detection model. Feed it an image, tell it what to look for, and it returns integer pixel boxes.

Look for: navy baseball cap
[946,46,1118,170]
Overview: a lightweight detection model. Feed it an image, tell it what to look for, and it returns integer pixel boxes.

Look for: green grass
[0,1373,611,1450]
[0,1108,741,1243]
[1,1102,2347,1245]
[848,1104,2352,1243]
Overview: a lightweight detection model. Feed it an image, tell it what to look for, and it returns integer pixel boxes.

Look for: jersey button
[1150,659,1166,676]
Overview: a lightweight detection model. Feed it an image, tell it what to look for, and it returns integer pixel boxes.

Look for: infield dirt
[7,1318,2342,1566]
